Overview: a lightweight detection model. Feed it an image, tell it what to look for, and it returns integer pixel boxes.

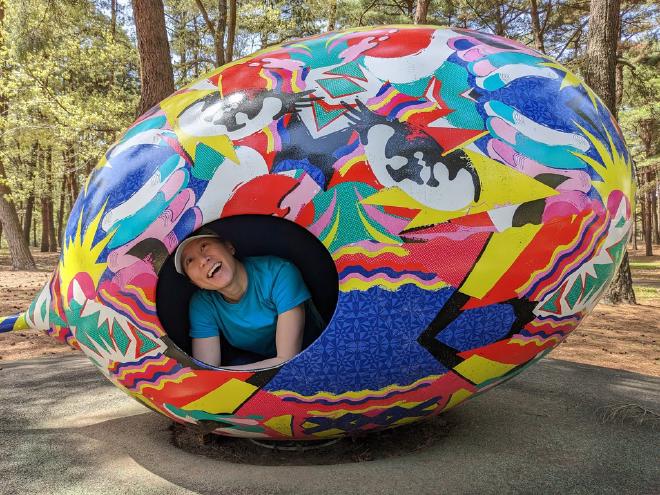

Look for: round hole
[156,215,339,363]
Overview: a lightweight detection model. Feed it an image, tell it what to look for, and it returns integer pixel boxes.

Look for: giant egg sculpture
[1,26,634,439]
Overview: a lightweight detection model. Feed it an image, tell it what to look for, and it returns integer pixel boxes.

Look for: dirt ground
[0,247,658,376]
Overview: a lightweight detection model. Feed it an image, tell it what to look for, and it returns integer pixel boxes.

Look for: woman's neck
[218,262,248,303]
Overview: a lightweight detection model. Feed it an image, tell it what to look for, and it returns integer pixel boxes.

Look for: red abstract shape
[222,174,299,217]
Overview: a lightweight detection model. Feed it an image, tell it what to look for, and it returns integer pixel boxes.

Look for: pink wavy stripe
[488,139,591,193]
[405,225,496,242]
[356,190,408,235]
[340,36,379,63]
[308,189,337,236]
[339,240,403,253]
[108,187,196,273]
[267,120,282,152]
[450,35,536,57]
[160,169,186,201]
[262,57,304,72]
[282,174,321,221]
[329,28,394,53]
[222,417,261,426]
[367,86,396,106]
[377,93,412,114]
[341,272,444,287]
[395,101,436,119]
[543,192,592,223]
[111,259,156,289]
[333,141,364,171]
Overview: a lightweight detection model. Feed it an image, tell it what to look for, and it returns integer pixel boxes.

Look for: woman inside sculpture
[174,232,322,370]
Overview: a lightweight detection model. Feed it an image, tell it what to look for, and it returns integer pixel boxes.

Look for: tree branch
[193,0,216,36]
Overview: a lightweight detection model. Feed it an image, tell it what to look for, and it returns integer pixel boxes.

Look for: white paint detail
[487,204,519,232]
[476,64,558,89]
[362,29,459,84]
[108,129,165,159]
[364,125,475,211]
[178,94,283,140]
[485,102,590,151]
[25,283,51,330]
[196,146,269,222]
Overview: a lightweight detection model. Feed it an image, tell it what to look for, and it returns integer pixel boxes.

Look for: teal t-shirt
[189,256,311,357]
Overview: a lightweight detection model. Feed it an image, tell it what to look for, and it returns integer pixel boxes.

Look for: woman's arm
[222,304,305,370]
[191,336,221,367]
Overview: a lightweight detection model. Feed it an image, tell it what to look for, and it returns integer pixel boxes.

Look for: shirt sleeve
[189,291,221,339]
[271,259,311,315]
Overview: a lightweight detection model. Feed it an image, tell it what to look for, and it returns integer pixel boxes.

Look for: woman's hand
[222,304,305,371]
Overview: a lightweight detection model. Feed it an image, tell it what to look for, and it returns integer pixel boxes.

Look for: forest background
[0,0,658,306]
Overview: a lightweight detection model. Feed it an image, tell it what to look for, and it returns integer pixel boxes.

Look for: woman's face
[181,237,240,291]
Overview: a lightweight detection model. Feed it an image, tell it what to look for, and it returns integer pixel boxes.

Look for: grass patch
[630,262,660,270]
[634,286,660,299]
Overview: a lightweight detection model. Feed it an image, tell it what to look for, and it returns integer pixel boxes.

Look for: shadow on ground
[1,355,658,495]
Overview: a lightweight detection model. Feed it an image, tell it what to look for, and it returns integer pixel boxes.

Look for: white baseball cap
[173,234,220,275]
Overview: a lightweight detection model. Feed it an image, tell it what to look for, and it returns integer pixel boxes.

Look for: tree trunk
[644,170,653,256]
[583,0,620,116]
[40,197,49,252]
[0,0,36,270]
[44,147,57,252]
[583,0,635,304]
[226,0,237,62]
[23,193,34,243]
[653,175,659,244]
[132,0,175,116]
[111,0,117,39]
[192,16,200,78]
[632,208,638,250]
[530,0,546,53]
[194,0,227,67]
[615,58,623,109]
[22,142,39,242]
[328,0,337,31]
[602,252,636,304]
[494,4,505,36]
[56,172,66,247]
[0,163,36,269]
[47,196,56,251]
[414,0,432,24]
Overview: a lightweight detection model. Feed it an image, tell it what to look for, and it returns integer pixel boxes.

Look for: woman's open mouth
[207,262,222,278]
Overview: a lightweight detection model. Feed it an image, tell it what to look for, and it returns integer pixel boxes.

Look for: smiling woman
[156,215,338,370]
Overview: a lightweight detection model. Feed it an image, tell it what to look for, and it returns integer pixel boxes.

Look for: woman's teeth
[207,262,222,278]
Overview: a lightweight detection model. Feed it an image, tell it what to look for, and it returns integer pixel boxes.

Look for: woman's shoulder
[189,288,220,307]
[244,255,291,272]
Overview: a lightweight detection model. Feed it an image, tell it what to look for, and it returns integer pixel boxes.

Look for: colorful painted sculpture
[1,26,634,439]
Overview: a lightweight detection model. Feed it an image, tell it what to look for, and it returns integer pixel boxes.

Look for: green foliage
[1,0,658,251]
[0,0,139,245]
